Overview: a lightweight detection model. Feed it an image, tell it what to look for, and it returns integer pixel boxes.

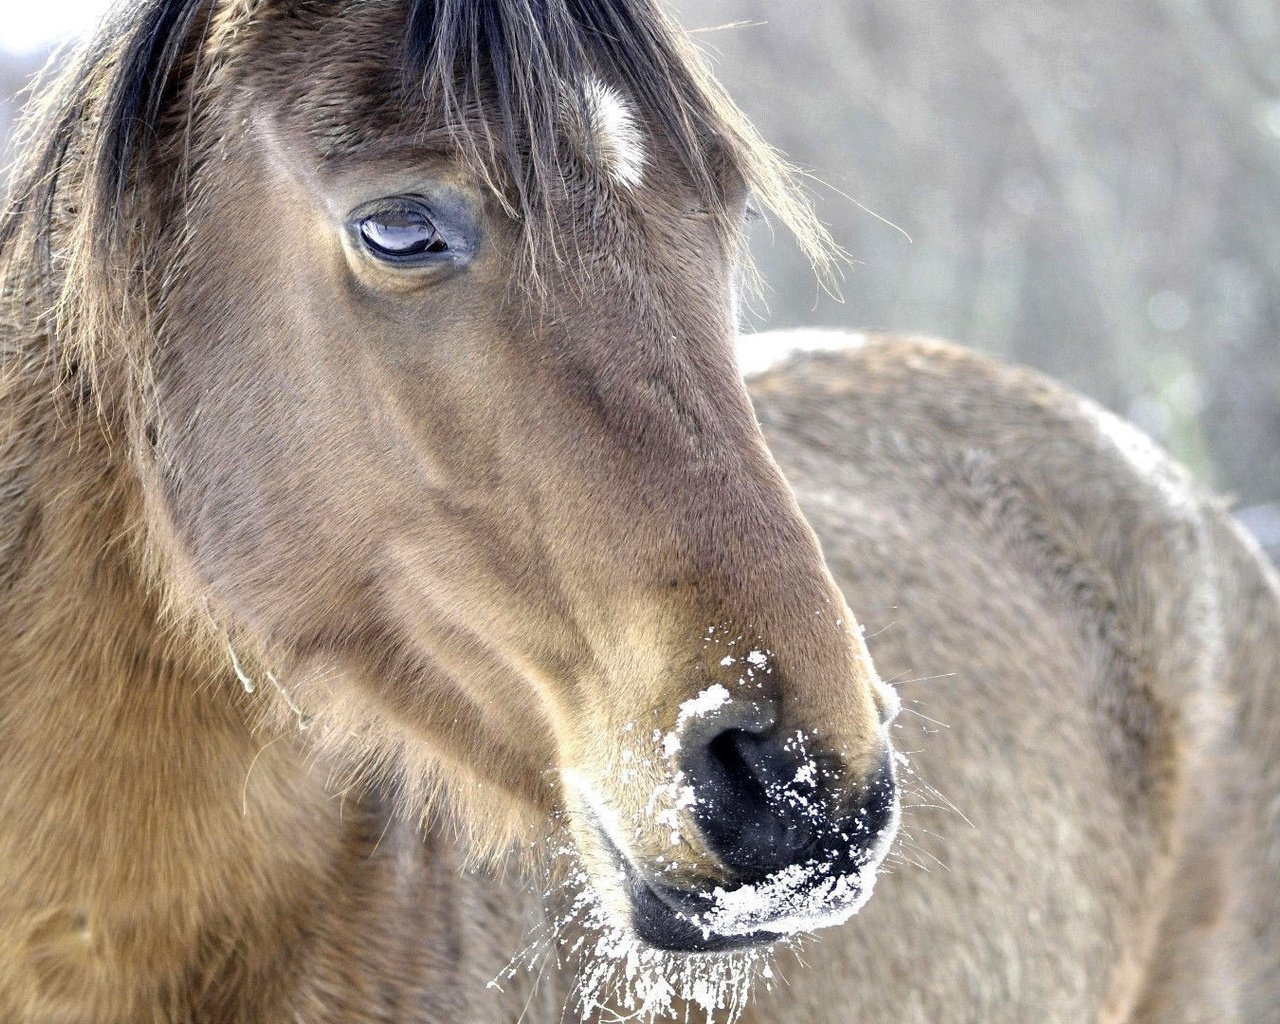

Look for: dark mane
[1,0,208,270]
[0,0,828,355]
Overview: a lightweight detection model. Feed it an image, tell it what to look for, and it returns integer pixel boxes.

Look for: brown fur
[736,337,1280,1023]
[1,0,1277,1020]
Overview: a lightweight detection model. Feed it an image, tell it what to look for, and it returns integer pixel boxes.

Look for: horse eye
[357,203,449,261]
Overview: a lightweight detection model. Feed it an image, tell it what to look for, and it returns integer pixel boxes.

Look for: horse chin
[603,834,786,953]
[575,797,898,955]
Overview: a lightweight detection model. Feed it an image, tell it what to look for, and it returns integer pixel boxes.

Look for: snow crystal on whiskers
[499,840,783,1024]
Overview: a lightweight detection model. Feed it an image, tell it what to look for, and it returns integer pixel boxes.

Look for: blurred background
[2,0,1277,553]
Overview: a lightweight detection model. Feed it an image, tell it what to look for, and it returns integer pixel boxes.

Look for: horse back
[741,334,1280,1023]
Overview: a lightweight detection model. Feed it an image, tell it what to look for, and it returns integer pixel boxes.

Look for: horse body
[453,334,1280,1024]
[1,0,1277,1018]
[739,335,1280,1024]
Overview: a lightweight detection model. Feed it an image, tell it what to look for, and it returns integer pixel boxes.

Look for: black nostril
[705,729,777,838]
[681,714,823,878]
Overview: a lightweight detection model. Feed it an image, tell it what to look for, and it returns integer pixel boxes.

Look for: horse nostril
[680,706,822,877]
[705,729,777,833]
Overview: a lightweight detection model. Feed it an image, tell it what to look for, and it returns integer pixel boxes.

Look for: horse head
[13,0,901,954]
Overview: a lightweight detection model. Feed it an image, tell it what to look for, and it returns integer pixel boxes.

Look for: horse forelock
[400,0,784,218]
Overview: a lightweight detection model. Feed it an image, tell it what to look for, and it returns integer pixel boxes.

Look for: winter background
[2,0,1278,556]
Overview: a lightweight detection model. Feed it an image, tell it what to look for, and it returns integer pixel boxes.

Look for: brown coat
[2,330,1276,1021]
[0,0,1275,1018]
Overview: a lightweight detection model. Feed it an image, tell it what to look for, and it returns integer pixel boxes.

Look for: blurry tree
[3,0,1279,511]
[0,52,44,166]
[677,0,1280,507]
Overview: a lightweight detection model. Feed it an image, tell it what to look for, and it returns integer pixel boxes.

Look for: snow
[226,644,311,729]
[503,769,899,1024]
[502,839,780,1024]
[695,792,900,938]
[228,644,255,694]
[538,639,903,1022]
[676,684,732,726]
[660,683,732,760]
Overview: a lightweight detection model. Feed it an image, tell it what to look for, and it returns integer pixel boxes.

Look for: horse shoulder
[751,332,1218,717]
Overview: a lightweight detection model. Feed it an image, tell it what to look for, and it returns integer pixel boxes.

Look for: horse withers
[0,0,1276,1021]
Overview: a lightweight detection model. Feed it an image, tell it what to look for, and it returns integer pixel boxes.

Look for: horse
[0,0,1276,1020]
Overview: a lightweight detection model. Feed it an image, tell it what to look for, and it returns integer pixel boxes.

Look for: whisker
[898,706,951,729]
[240,734,286,817]
[907,777,975,829]
[892,672,959,687]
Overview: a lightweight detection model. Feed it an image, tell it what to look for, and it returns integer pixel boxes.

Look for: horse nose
[679,698,874,877]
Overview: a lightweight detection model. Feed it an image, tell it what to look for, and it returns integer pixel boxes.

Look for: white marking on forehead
[581,77,646,189]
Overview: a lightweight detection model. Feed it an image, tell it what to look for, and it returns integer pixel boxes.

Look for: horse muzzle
[585,715,900,952]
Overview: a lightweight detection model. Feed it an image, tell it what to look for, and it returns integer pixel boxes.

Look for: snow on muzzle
[595,692,900,952]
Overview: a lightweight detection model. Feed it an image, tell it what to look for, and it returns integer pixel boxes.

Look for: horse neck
[0,319,547,1019]
[0,329,344,1017]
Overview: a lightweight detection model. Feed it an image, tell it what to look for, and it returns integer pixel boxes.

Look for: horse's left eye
[356,202,449,262]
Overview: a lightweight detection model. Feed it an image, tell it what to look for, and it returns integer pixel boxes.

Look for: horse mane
[0,0,832,370]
